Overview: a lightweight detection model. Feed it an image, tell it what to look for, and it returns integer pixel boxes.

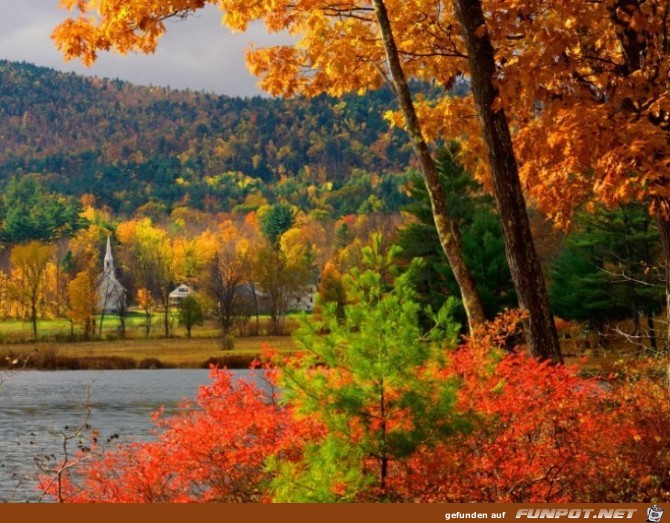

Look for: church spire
[104,235,114,273]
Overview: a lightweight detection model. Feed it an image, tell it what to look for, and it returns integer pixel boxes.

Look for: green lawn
[0,309,303,369]
[0,310,304,343]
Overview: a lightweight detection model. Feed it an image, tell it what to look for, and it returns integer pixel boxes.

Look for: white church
[97,236,127,314]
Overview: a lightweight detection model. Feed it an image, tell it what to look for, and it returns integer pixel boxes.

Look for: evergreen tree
[259,203,295,248]
[550,204,664,348]
[178,295,205,339]
[0,177,85,243]
[396,145,515,327]
[271,235,465,501]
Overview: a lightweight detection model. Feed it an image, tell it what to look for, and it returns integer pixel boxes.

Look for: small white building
[97,236,127,314]
[169,283,194,307]
[291,284,317,312]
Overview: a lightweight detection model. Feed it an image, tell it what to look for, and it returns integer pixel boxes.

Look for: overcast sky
[0,2,289,97]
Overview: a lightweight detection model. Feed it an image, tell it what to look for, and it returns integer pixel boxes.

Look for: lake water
[0,369,259,502]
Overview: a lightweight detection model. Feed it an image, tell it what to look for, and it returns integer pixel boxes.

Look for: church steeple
[104,235,114,273]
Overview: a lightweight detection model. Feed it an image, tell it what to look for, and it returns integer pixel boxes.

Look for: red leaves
[45,367,314,502]
[44,315,670,503]
[392,313,670,502]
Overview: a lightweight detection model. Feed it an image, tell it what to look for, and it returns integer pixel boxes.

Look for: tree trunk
[164,306,169,338]
[647,314,657,353]
[98,310,106,337]
[144,310,151,337]
[655,207,670,351]
[118,300,126,339]
[372,0,486,332]
[31,292,38,341]
[452,0,563,363]
[251,282,260,336]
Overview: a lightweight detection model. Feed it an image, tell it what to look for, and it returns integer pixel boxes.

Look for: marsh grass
[0,336,296,370]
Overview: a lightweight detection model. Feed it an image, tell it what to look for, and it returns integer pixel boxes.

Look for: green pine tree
[270,235,466,502]
[549,204,664,349]
[396,144,516,327]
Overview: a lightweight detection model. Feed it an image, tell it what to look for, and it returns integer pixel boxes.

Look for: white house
[97,236,127,314]
[290,284,317,312]
[169,283,194,307]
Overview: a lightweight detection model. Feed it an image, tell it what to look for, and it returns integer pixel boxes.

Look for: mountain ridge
[0,59,411,215]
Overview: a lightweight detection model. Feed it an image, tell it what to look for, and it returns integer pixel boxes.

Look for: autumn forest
[1,0,669,504]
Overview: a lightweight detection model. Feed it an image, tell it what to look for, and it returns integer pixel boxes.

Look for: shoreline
[0,335,296,371]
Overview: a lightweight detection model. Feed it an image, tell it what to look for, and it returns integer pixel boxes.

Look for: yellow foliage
[52,0,670,225]
[68,271,97,325]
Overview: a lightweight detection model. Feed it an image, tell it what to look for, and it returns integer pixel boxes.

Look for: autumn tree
[68,271,97,339]
[315,261,346,320]
[466,0,670,348]
[255,242,312,335]
[137,288,154,337]
[51,0,488,336]
[118,219,175,337]
[10,241,53,340]
[203,221,254,336]
[178,295,205,339]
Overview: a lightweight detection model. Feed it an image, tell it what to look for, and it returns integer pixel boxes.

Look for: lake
[0,368,260,502]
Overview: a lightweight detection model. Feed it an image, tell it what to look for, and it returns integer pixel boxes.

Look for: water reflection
[0,369,259,502]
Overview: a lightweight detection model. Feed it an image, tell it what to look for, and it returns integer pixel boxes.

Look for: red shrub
[391,314,670,502]
[42,313,670,503]
[41,367,315,502]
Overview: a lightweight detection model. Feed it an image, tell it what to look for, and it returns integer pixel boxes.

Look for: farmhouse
[169,283,194,307]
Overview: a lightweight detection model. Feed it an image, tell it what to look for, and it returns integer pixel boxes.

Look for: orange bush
[42,313,670,503]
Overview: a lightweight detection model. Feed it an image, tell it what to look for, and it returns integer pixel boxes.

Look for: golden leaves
[51,0,670,229]
[53,0,208,64]
[245,46,303,97]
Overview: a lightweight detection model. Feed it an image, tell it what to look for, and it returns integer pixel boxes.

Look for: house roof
[169,284,193,299]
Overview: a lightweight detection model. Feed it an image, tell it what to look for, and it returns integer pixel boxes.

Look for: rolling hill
[0,60,412,215]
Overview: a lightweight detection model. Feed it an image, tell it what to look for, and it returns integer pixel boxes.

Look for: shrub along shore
[0,336,297,370]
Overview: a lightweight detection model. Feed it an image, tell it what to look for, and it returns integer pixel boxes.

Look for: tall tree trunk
[31,292,38,341]
[118,299,126,339]
[647,314,657,353]
[164,303,169,338]
[372,0,486,332]
[98,309,106,337]
[452,0,563,363]
[251,282,260,336]
[655,207,670,351]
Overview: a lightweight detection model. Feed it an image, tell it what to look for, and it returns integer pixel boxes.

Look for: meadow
[0,311,299,370]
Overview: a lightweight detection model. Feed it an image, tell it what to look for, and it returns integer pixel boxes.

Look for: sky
[0,2,289,97]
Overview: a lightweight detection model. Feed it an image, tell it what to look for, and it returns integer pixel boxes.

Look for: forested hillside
[0,60,412,215]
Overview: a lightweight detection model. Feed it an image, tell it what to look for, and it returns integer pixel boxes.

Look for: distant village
[97,236,317,316]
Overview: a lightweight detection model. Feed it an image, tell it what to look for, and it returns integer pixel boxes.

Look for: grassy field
[0,335,298,370]
[0,310,304,343]
[0,311,663,374]
[0,309,301,370]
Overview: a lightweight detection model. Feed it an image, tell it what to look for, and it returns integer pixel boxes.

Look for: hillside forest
[0,60,664,350]
[3,0,670,502]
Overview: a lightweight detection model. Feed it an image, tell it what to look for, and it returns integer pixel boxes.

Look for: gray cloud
[0,2,291,97]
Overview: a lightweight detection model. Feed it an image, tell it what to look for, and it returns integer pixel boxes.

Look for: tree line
[52,0,670,363]
[0,166,664,352]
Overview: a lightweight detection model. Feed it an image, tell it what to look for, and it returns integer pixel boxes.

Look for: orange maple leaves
[54,0,670,226]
